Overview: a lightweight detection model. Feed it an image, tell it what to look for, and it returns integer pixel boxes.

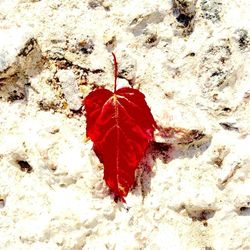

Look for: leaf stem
[112,52,118,92]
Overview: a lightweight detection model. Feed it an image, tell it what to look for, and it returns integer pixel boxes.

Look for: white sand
[0,0,250,249]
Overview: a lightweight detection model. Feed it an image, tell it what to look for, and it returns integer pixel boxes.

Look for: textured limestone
[0,0,250,249]
[56,70,82,111]
[0,26,37,76]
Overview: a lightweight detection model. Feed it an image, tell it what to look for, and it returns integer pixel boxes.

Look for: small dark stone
[188,52,195,56]
[105,36,116,49]
[203,221,208,227]
[145,34,157,44]
[219,122,239,132]
[7,91,25,102]
[211,71,222,77]
[18,38,37,57]
[239,207,250,212]
[91,69,104,74]
[80,46,94,54]
[222,107,231,112]
[17,161,33,173]
[176,13,192,27]
[205,247,214,250]
[236,29,249,50]
[78,39,94,54]
[88,0,101,9]
[0,198,5,208]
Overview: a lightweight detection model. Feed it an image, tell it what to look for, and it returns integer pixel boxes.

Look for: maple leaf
[84,53,157,202]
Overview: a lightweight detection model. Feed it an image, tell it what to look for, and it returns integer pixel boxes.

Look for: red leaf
[84,53,157,201]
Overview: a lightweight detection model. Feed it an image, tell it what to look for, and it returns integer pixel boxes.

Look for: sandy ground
[0,0,250,249]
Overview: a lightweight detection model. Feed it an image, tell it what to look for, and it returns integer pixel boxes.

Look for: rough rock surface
[0,0,250,249]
